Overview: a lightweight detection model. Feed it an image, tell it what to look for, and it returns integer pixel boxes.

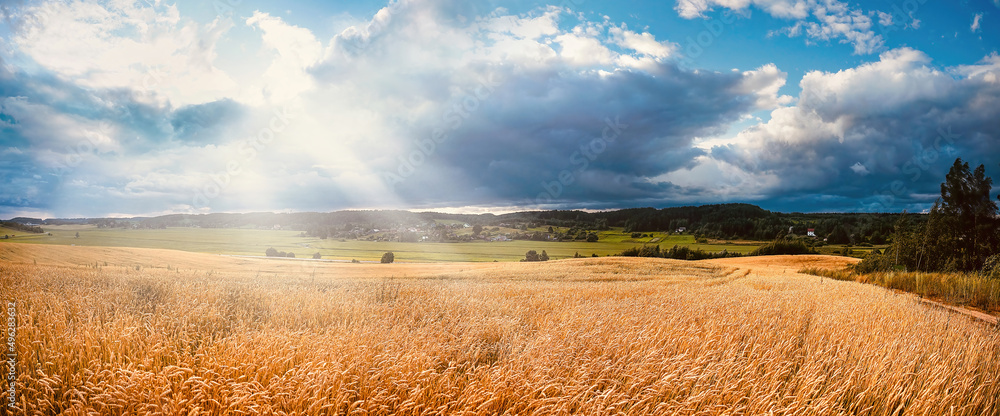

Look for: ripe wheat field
[1,245,999,415]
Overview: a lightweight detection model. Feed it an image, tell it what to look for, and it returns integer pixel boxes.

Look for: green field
[0,225,763,262]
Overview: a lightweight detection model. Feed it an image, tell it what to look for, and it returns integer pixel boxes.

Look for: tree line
[858,158,999,273]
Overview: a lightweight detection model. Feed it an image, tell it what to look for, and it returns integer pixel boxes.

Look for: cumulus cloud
[11,0,239,107]
[675,0,884,54]
[710,48,1000,212]
[3,0,996,217]
[0,0,788,217]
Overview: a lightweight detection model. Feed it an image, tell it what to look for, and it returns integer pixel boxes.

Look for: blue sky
[0,0,998,218]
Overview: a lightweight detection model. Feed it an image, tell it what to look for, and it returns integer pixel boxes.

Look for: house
[807,229,816,237]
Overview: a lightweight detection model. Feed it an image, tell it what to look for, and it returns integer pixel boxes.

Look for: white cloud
[675,0,883,54]
[737,64,794,109]
[877,11,892,26]
[850,162,869,175]
[0,0,804,216]
[12,0,239,107]
[971,13,982,32]
[608,25,677,58]
[244,11,322,105]
[710,48,1000,209]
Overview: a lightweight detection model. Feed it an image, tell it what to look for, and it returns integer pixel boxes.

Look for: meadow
[3,225,761,262]
[2,244,999,415]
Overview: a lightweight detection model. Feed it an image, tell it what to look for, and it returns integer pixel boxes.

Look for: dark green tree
[827,225,850,245]
[939,158,998,270]
[381,252,395,263]
[540,250,549,261]
[523,250,539,262]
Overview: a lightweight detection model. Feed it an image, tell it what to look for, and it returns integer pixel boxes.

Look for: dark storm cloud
[170,99,246,143]
[711,49,1000,212]
[391,64,761,207]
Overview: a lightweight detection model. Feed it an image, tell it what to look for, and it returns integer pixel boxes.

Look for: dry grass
[800,266,1000,315]
[2,246,1000,415]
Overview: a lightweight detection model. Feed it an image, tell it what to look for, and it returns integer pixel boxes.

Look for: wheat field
[2,245,999,415]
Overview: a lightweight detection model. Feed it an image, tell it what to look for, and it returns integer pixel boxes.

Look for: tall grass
[3,258,1000,415]
[801,267,1000,313]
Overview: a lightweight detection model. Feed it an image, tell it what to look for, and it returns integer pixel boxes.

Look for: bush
[854,249,891,274]
[312,252,322,259]
[748,239,817,256]
[286,252,295,258]
[265,247,279,257]
[381,252,394,264]
[981,254,1000,277]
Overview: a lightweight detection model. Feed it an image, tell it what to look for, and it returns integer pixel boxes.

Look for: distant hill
[4,203,919,246]
[0,220,44,233]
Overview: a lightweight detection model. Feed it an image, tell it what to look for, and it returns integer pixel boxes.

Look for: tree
[75,232,80,238]
[586,232,598,242]
[523,250,540,262]
[265,247,279,257]
[827,225,850,245]
[540,250,549,261]
[939,158,998,270]
[472,224,483,236]
[381,252,394,263]
[312,252,322,259]
[286,252,295,258]
[547,226,554,233]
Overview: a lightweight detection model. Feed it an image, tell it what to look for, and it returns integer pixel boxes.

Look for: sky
[0,0,998,219]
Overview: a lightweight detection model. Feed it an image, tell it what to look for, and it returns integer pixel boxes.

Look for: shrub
[981,254,1000,277]
[855,249,891,274]
[523,250,540,262]
[748,239,817,256]
[381,252,394,264]
[312,252,322,259]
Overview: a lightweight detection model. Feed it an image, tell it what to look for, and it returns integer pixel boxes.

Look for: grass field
[2,244,999,415]
[1,225,762,262]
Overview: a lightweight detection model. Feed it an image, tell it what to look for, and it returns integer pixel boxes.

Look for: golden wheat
[2,247,999,415]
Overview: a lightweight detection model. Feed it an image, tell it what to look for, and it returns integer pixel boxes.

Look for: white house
[807,228,816,237]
